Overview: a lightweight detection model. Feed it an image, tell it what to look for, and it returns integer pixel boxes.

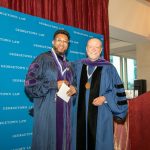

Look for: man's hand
[66,85,77,96]
[92,96,106,106]
[57,80,69,89]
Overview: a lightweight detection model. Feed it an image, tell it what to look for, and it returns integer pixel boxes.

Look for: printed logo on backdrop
[0,7,104,150]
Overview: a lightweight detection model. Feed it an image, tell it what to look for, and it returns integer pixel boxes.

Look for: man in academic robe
[25,30,77,150]
[71,38,128,150]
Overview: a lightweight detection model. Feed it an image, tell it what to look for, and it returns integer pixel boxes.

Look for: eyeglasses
[55,38,69,45]
[87,45,101,50]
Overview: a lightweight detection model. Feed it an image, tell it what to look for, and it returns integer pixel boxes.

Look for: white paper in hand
[57,82,71,103]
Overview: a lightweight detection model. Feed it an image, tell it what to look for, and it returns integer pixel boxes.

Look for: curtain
[0,0,109,60]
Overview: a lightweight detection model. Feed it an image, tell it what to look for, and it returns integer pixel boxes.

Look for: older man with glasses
[71,38,128,150]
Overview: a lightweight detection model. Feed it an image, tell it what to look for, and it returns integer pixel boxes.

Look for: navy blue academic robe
[71,61,128,150]
[25,51,75,150]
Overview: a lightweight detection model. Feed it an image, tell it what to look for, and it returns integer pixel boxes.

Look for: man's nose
[91,47,96,51]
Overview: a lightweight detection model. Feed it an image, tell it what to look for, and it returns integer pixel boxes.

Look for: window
[110,56,120,76]
[127,58,137,89]
[110,55,137,90]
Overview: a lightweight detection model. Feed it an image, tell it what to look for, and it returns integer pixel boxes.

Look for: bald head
[86,38,102,61]
[87,38,102,47]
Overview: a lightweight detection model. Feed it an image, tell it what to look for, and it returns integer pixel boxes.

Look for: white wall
[109,0,150,91]
[109,0,150,38]
[136,43,150,91]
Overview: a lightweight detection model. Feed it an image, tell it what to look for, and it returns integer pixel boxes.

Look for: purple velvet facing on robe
[81,58,110,66]
[51,51,72,150]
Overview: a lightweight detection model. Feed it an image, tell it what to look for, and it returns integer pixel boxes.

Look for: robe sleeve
[103,65,128,120]
[70,62,77,89]
[69,61,78,106]
[25,54,57,99]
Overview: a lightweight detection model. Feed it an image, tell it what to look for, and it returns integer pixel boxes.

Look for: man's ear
[52,40,54,45]
[100,48,102,53]
[86,47,88,52]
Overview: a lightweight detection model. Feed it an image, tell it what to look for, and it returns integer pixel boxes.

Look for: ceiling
[110,37,136,57]
[109,0,150,59]
[109,26,150,59]
[110,38,136,59]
